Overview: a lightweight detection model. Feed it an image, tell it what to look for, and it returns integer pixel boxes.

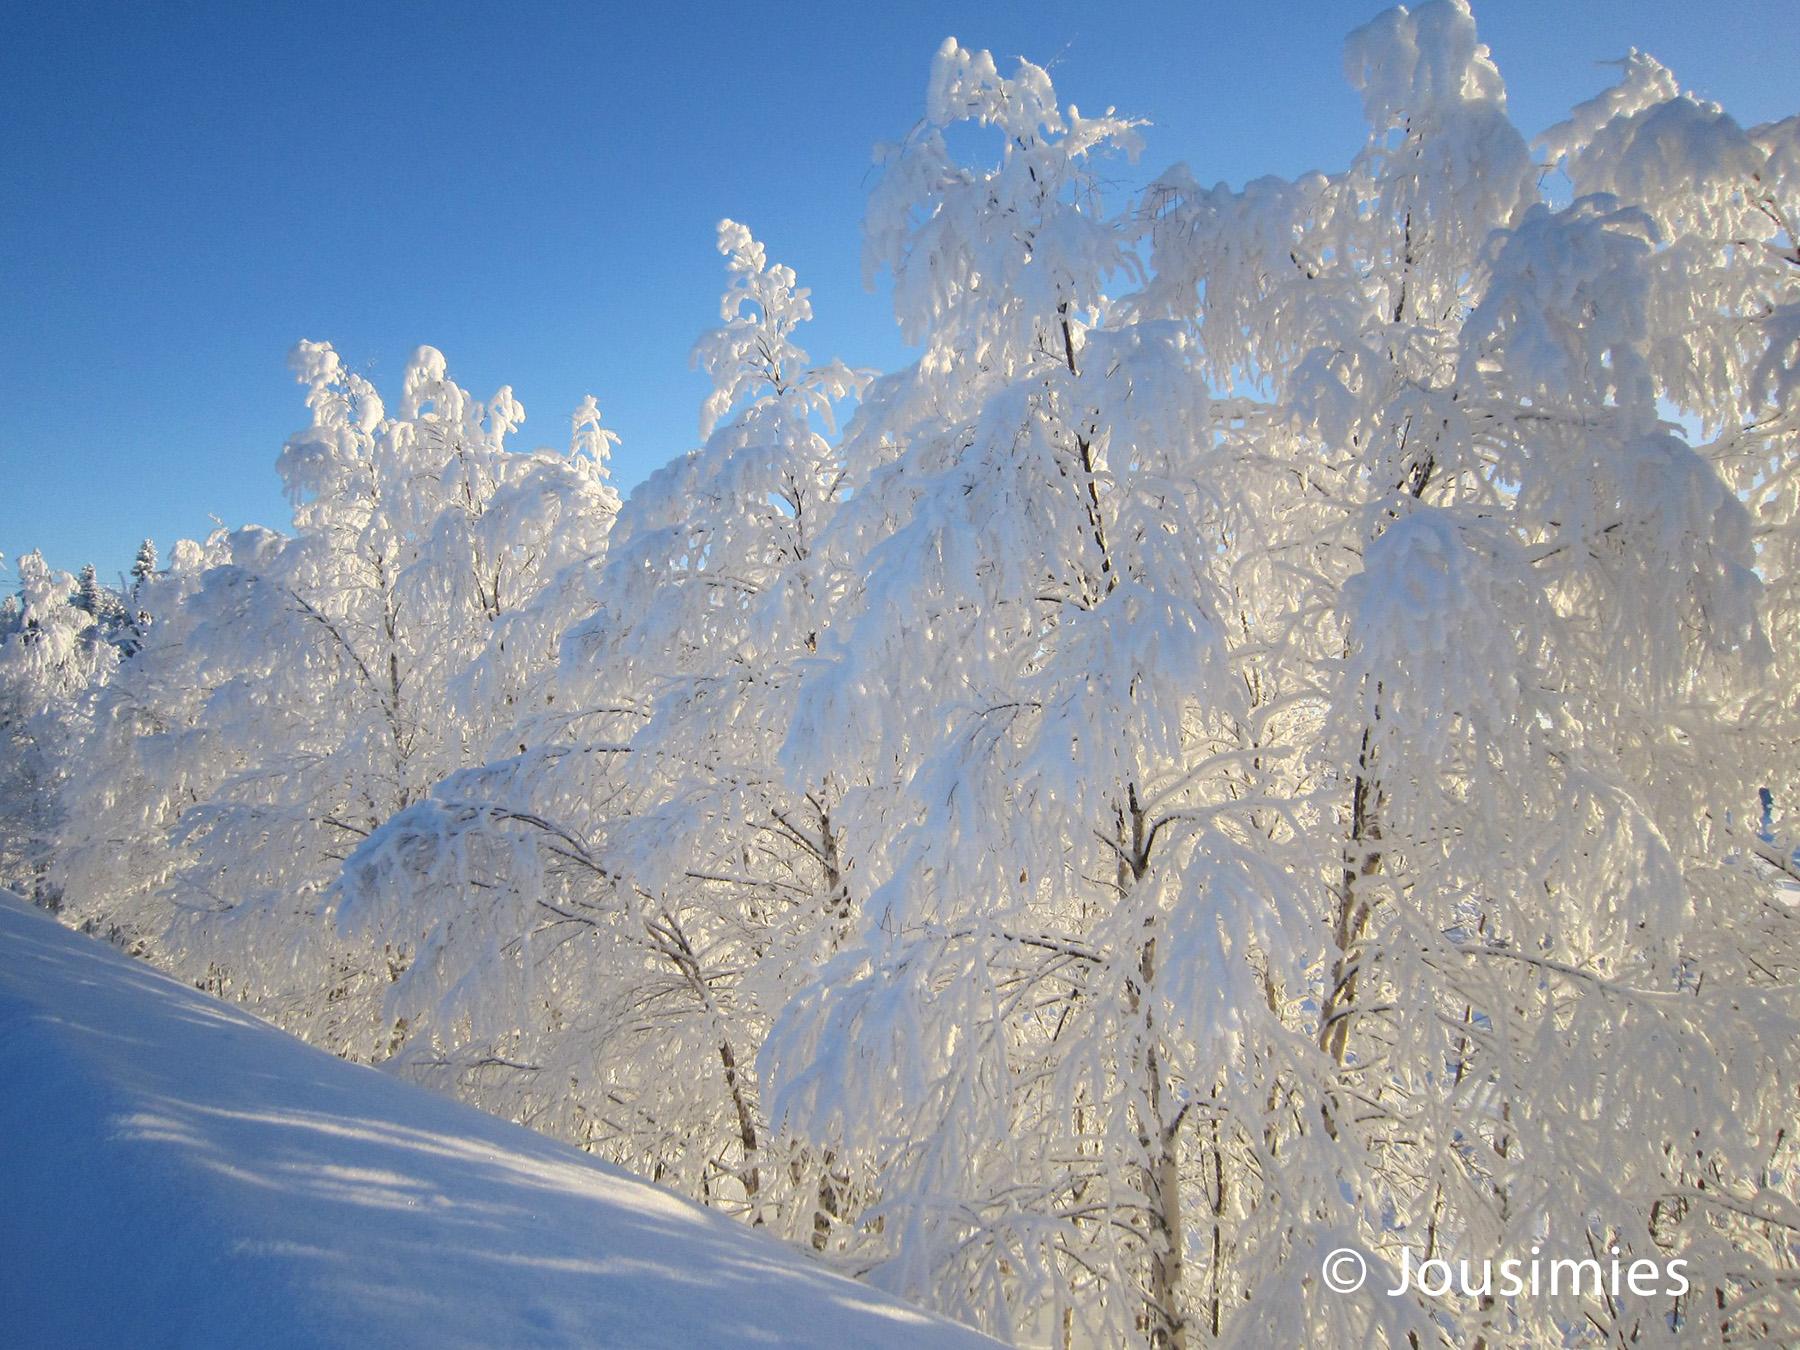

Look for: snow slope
[0,894,997,1348]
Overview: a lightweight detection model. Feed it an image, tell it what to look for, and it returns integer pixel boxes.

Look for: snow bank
[0,894,996,1348]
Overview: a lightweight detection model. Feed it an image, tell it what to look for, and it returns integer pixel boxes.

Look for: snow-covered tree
[131,538,158,586]
[59,345,620,1057]
[75,564,99,616]
[57,526,277,950]
[756,37,1301,1345]
[0,552,118,903]
[764,6,1799,1345]
[340,220,868,1244]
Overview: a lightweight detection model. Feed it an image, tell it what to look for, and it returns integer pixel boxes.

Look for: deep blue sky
[4,1,1796,582]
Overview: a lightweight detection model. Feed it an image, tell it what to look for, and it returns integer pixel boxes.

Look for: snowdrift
[0,894,995,1348]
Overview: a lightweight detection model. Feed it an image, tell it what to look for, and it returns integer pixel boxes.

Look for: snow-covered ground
[0,894,997,1348]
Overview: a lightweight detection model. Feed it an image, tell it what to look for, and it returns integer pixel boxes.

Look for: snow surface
[0,894,998,1349]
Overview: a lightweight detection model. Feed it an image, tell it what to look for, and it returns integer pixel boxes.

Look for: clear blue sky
[3,1,1796,582]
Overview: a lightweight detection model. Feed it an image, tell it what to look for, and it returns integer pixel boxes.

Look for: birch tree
[339,222,867,1243]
